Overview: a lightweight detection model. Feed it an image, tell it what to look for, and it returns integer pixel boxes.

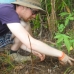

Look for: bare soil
[0,43,74,74]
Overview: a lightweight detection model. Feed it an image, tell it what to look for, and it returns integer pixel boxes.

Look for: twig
[28,35,34,73]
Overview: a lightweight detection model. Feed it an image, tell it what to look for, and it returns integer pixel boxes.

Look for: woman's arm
[7,23,62,57]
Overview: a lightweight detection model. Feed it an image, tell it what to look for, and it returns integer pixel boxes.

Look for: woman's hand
[58,52,74,65]
[32,50,45,61]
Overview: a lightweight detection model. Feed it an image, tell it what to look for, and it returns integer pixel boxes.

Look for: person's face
[20,7,40,22]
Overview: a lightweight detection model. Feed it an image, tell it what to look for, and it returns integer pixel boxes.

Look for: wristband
[58,52,65,60]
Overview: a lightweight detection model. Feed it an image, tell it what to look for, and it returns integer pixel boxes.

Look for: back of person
[0,4,20,36]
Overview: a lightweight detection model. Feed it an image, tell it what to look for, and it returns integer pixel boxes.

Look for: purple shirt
[0,4,20,35]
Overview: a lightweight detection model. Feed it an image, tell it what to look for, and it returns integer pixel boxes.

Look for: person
[0,0,74,65]
[11,20,45,62]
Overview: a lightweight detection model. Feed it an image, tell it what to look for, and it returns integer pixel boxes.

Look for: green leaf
[63,34,70,39]
[69,17,74,20]
[64,36,71,53]
[70,39,74,43]
[65,19,69,26]
[58,24,65,32]
[54,34,62,39]
[57,37,63,43]
[59,12,69,17]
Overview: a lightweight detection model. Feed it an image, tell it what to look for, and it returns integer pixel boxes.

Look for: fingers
[69,57,74,61]
[59,53,74,65]
[59,61,66,65]
[40,54,45,61]
[68,57,74,65]
[32,51,45,61]
[60,57,74,65]
[35,52,45,61]
[67,60,73,65]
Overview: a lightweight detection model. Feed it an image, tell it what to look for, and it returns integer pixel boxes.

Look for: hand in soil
[32,50,45,61]
[59,53,74,65]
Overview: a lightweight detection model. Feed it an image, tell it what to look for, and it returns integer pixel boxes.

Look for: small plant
[54,33,73,53]
[0,51,14,74]
[54,11,74,53]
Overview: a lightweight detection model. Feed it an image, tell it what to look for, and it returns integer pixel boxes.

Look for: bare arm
[7,23,62,57]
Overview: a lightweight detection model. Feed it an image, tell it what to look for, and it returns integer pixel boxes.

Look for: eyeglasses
[30,8,40,15]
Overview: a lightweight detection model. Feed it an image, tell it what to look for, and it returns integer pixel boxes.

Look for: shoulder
[0,4,14,9]
[0,4,14,8]
[0,4,16,16]
[0,4,15,13]
[0,4,20,24]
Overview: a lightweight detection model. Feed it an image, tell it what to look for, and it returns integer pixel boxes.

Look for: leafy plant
[32,14,41,36]
[57,12,74,33]
[60,12,74,26]
[54,33,72,53]
[54,11,74,53]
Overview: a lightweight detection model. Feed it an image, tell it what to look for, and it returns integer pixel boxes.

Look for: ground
[0,42,74,74]
[0,28,74,74]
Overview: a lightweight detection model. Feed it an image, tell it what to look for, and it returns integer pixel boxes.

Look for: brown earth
[0,43,74,74]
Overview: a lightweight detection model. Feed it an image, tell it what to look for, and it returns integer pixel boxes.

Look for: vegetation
[32,0,74,53]
[0,0,74,74]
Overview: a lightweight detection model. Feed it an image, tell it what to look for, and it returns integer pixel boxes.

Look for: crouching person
[10,20,45,62]
[0,0,74,65]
